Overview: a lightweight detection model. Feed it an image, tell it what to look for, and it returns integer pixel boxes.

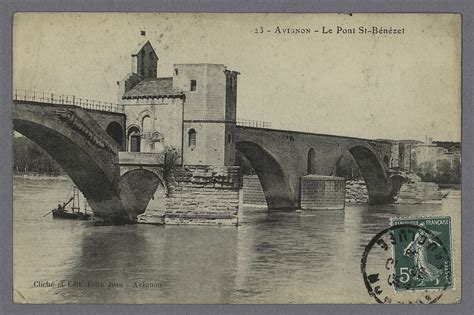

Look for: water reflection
[54,225,239,304]
[13,178,460,304]
[233,210,346,303]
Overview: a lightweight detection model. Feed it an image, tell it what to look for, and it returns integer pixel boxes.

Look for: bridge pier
[117,152,241,225]
[300,175,346,210]
[13,96,398,224]
[163,165,241,225]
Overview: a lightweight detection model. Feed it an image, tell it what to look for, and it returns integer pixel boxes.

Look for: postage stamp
[391,216,453,291]
[361,215,454,304]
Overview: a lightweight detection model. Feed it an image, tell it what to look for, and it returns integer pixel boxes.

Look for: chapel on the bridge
[117,40,240,167]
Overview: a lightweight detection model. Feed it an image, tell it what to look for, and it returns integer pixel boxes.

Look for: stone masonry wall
[243,175,369,207]
[300,175,345,210]
[242,175,267,208]
[164,165,241,225]
[240,174,445,208]
[242,175,370,206]
[122,97,184,155]
[345,180,369,204]
[344,175,446,204]
[395,173,444,204]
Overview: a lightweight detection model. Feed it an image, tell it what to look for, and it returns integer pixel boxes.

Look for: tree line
[13,136,63,175]
[14,135,460,184]
[415,159,461,184]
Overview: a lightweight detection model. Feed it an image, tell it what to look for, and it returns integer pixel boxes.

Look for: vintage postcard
[12,13,461,304]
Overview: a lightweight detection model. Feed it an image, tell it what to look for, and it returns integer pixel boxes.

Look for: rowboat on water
[51,186,91,221]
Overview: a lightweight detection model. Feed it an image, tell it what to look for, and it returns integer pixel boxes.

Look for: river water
[13,177,461,304]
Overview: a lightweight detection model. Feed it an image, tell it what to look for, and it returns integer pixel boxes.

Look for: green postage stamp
[391,216,453,291]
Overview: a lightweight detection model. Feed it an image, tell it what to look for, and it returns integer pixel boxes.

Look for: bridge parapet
[13,89,124,113]
[236,118,272,129]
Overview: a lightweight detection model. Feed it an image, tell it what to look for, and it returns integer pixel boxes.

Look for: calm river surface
[13,177,461,304]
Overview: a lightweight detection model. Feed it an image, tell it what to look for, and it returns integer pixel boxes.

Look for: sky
[13,13,461,141]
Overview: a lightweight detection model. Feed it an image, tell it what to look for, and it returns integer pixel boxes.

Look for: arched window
[228,134,232,144]
[142,116,152,135]
[188,129,197,148]
[128,126,141,152]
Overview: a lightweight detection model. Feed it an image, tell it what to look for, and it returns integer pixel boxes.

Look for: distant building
[117,41,240,167]
[388,136,461,183]
[413,137,461,180]
[387,140,420,171]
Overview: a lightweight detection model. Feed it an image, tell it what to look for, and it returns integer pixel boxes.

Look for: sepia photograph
[11,12,461,304]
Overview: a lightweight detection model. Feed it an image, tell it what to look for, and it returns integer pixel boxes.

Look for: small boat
[52,186,91,220]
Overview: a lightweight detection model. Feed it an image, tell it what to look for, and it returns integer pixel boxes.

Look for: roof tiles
[123,77,182,99]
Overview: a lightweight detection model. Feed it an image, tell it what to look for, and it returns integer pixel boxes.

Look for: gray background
[1,0,472,314]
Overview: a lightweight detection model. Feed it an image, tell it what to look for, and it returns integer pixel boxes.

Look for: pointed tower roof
[132,41,159,59]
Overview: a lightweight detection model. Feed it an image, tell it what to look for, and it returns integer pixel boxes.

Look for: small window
[188,129,197,147]
[228,134,232,144]
[175,68,179,75]
[190,80,197,91]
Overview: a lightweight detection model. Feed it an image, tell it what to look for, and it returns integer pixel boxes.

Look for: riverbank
[13,173,70,181]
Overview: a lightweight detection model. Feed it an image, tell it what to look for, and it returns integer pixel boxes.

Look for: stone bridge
[235,126,395,209]
[13,93,398,222]
[12,97,163,223]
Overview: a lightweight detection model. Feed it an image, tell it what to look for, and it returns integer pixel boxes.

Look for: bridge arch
[106,121,124,149]
[12,115,128,220]
[389,173,407,197]
[119,168,165,216]
[236,141,294,209]
[348,145,393,204]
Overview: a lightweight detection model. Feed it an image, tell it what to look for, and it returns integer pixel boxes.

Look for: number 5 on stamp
[391,216,453,291]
